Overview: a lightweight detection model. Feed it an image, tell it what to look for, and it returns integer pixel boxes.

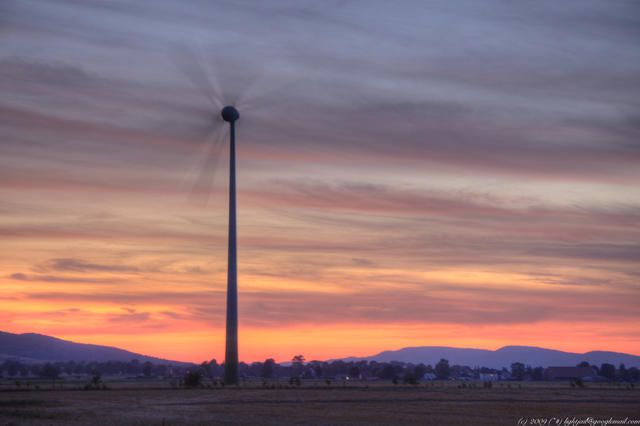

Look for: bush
[83,373,103,390]
[184,370,203,388]
[572,378,585,388]
[403,376,418,385]
[288,377,301,386]
[40,363,61,381]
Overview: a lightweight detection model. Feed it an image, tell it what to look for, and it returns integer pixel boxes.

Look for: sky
[1,0,639,363]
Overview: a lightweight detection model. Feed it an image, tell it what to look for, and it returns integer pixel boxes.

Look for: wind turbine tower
[221,105,239,385]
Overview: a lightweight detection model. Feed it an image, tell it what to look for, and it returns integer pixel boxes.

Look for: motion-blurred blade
[172,45,224,110]
[236,74,304,112]
[186,123,228,206]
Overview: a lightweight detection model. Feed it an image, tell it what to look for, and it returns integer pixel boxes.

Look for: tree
[577,361,590,368]
[64,361,76,375]
[208,359,221,377]
[525,365,533,378]
[379,364,396,380]
[200,361,213,378]
[511,362,525,381]
[326,360,346,377]
[261,359,275,379]
[143,361,152,377]
[618,364,629,382]
[184,370,203,388]
[30,364,41,377]
[532,367,544,381]
[292,355,305,377]
[600,363,616,381]
[40,363,60,380]
[90,372,102,389]
[348,366,360,379]
[313,363,324,378]
[126,359,140,375]
[7,363,17,377]
[414,363,427,380]
[435,359,450,380]
[292,355,306,364]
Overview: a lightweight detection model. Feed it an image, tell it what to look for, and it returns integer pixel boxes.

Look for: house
[479,373,499,381]
[544,366,596,381]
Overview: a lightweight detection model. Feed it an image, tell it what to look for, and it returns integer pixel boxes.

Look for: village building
[544,366,597,381]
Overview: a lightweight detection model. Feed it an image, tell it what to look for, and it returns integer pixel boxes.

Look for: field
[1,380,638,425]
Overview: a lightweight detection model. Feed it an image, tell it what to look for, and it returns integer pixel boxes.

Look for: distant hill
[335,345,640,369]
[0,331,191,365]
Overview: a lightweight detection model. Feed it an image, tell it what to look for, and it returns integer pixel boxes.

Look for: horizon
[7,330,640,365]
[1,1,639,366]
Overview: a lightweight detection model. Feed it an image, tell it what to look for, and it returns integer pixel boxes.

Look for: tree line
[2,357,638,382]
[0,359,182,380]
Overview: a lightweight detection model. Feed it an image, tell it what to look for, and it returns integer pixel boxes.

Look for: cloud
[161,311,186,320]
[17,279,639,329]
[9,273,118,284]
[23,290,224,305]
[107,311,151,324]
[0,220,226,245]
[42,258,139,273]
[10,273,27,281]
[1,1,639,182]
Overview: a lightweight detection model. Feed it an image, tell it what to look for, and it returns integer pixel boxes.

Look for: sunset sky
[1,1,639,363]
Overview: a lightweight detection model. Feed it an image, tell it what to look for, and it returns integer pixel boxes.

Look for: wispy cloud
[9,273,119,284]
[41,258,139,273]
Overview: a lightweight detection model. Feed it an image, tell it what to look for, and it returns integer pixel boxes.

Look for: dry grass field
[1,380,638,425]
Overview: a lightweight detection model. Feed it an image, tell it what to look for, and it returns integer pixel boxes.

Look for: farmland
[1,380,638,425]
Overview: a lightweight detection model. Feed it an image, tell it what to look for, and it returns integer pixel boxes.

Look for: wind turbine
[173,48,246,385]
[174,46,293,385]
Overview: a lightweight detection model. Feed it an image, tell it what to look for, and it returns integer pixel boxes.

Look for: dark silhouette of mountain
[0,331,191,365]
[336,345,640,368]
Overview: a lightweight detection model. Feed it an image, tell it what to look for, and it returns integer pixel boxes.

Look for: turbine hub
[221,105,240,122]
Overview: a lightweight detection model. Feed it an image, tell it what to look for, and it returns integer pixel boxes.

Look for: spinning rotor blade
[185,119,228,206]
[172,45,225,110]
[235,69,306,113]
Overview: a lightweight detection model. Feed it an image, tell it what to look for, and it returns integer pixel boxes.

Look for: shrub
[83,373,104,390]
[288,377,301,386]
[91,373,102,387]
[403,376,418,385]
[184,370,203,388]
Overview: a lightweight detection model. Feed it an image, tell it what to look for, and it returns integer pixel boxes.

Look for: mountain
[4,331,638,369]
[336,345,640,369]
[0,331,191,365]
